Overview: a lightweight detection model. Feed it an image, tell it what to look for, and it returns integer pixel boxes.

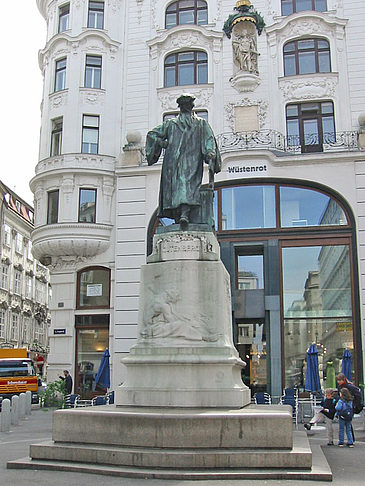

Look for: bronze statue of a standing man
[146,94,221,227]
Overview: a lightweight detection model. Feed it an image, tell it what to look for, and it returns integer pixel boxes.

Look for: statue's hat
[176,93,196,106]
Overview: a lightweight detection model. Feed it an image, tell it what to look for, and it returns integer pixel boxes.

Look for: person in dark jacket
[304,389,338,445]
[336,372,364,442]
[59,370,73,395]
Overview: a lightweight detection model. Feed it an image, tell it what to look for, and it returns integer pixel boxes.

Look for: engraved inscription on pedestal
[147,231,220,263]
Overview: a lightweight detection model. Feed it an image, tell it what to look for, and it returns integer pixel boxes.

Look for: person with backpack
[336,372,364,443]
[336,373,364,414]
[335,388,354,447]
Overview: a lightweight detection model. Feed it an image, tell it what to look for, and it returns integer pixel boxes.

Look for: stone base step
[7,443,332,481]
[28,432,311,469]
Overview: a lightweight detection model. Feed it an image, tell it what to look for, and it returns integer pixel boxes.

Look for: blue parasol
[94,348,110,389]
[341,349,352,381]
[305,344,321,393]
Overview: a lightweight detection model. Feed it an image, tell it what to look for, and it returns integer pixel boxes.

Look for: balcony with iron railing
[217,129,359,155]
[138,128,360,165]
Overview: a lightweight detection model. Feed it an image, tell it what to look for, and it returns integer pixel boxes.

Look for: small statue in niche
[232,30,258,74]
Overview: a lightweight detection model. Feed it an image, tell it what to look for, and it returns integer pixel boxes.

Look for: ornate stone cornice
[266,11,347,45]
[33,153,116,179]
[157,86,214,112]
[39,31,121,72]
[148,24,223,56]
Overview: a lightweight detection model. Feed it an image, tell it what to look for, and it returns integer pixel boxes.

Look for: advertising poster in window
[86,283,102,297]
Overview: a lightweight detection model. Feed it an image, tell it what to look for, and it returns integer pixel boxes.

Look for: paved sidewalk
[1,406,364,486]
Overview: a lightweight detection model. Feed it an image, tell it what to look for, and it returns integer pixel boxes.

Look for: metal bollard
[11,395,19,425]
[19,393,26,420]
[1,399,11,432]
[25,391,32,416]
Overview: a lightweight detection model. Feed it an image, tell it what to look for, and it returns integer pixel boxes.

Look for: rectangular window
[26,276,33,299]
[11,314,19,341]
[286,101,335,153]
[27,241,34,261]
[88,1,104,29]
[221,186,276,230]
[282,243,352,389]
[54,58,66,92]
[58,3,70,32]
[1,265,9,290]
[14,270,22,295]
[237,255,264,290]
[82,115,99,154]
[47,190,59,224]
[79,189,97,223]
[15,233,23,254]
[51,117,63,156]
[23,317,30,343]
[3,224,11,246]
[36,281,46,304]
[0,310,6,339]
[85,55,102,88]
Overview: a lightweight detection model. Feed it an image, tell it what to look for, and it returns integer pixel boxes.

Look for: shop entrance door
[235,320,267,394]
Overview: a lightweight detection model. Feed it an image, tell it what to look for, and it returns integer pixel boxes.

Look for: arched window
[76,266,110,309]
[165,0,208,29]
[284,38,331,76]
[281,0,327,16]
[164,50,208,87]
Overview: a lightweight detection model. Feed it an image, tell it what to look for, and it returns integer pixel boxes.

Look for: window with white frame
[23,317,30,343]
[36,280,46,304]
[26,276,33,299]
[35,322,45,344]
[1,264,9,290]
[27,241,34,261]
[88,1,104,29]
[85,55,102,89]
[14,270,22,295]
[51,118,63,157]
[82,115,99,154]
[54,58,66,92]
[58,3,70,32]
[3,224,11,246]
[11,313,19,341]
[0,310,6,339]
[15,233,23,254]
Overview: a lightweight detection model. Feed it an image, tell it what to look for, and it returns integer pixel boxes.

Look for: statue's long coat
[146,115,221,220]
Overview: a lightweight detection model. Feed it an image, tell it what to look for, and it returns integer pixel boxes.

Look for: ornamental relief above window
[158,86,213,112]
[278,74,338,103]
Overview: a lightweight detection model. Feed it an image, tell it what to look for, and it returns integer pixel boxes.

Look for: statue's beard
[179,112,194,129]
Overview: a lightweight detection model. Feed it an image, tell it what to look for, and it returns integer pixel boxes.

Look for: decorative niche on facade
[223,0,265,93]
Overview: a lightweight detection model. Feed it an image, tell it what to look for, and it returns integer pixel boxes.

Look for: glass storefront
[282,244,353,389]
[75,315,109,398]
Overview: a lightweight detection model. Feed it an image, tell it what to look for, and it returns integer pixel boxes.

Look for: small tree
[39,378,66,408]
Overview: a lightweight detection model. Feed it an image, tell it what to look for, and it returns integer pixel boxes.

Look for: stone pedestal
[9,228,332,480]
[116,229,250,408]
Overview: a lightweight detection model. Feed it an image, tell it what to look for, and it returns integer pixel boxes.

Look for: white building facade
[34,0,365,398]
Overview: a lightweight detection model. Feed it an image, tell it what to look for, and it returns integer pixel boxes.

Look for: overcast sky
[0,2,47,204]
